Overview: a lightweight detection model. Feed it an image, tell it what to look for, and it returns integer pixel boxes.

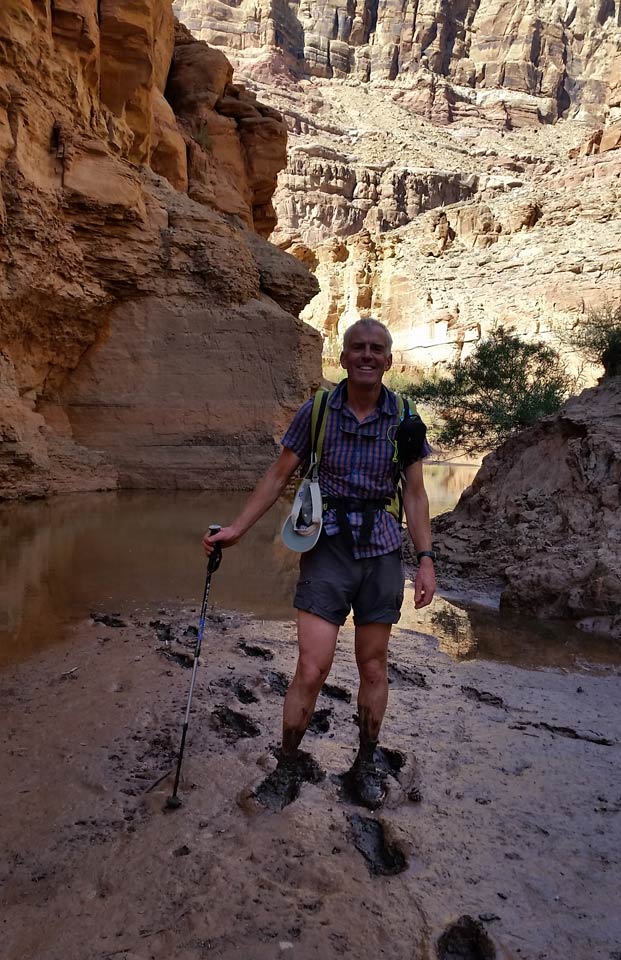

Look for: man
[203,317,436,808]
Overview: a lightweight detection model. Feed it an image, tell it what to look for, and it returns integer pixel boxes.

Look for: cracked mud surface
[1,606,620,960]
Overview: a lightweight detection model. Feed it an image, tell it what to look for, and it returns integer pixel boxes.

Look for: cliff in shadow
[0,2,320,500]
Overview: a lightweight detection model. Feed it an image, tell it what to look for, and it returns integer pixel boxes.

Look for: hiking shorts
[293,532,404,627]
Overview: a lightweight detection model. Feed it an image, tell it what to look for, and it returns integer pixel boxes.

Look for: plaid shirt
[282,379,430,559]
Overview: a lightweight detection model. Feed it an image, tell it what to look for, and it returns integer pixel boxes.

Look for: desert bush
[558,301,621,378]
[402,327,576,454]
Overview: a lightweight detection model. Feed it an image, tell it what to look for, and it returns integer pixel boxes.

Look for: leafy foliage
[559,302,621,378]
[404,327,576,454]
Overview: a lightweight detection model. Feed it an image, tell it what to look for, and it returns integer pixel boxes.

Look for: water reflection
[405,589,621,674]
[11,463,614,675]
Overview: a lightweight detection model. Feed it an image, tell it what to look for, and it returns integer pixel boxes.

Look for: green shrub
[402,327,576,454]
[559,302,621,378]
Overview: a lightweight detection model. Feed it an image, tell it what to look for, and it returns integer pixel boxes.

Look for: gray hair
[342,317,393,352]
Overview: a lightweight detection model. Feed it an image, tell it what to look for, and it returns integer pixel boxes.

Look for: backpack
[309,387,416,524]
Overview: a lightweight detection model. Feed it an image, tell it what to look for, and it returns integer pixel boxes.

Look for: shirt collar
[329,379,397,415]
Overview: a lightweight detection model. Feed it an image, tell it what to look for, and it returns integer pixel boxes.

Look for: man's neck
[345,380,383,421]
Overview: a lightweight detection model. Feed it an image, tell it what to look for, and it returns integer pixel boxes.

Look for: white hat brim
[281,516,322,553]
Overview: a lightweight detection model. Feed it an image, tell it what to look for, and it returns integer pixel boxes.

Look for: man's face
[340,323,392,388]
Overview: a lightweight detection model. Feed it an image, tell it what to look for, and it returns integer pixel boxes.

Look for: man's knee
[358,654,387,687]
[295,654,330,694]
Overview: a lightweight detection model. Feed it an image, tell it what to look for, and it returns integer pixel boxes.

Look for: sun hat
[281,473,323,553]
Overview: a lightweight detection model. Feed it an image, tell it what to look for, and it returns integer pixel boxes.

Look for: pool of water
[2,463,618,674]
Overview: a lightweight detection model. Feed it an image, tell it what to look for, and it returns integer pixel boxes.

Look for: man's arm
[402,460,436,609]
[202,447,302,555]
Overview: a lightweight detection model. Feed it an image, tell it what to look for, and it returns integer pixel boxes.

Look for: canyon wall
[0,2,321,500]
[174,0,621,369]
[173,0,621,126]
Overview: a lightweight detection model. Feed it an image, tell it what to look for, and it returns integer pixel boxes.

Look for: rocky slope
[0,3,321,500]
[174,0,621,368]
[431,376,621,637]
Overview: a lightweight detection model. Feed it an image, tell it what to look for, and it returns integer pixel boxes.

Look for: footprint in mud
[347,814,408,876]
[388,661,429,689]
[437,915,496,959]
[211,706,261,741]
[308,707,333,734]
[215,677,258,704]
[254,752,325,811]
[321,682,352,703]
[260,669,290,696]
[238,641,274,661]
[335,747,406,806]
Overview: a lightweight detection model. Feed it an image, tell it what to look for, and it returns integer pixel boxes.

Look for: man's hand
[202,525,240,556]
[414,558,436,609]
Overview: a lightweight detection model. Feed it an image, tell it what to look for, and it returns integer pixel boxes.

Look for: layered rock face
[432,377,621,638]
[175,2,621,370]
[0,2,321,500]
[174,0,621,126]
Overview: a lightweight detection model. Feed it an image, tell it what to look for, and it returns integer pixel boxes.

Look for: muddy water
[2,463,618,673]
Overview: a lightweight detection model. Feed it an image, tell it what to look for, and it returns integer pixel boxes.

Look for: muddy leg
[351,623,391,808]
[281,610,338,759]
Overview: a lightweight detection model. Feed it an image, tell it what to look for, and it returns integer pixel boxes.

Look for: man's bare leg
[352,622,392,807]
[281,610,339,759]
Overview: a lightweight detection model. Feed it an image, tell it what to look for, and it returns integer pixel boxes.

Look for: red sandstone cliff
[0,2,321,499]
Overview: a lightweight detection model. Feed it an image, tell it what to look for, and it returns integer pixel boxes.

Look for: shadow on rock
[347,814,408,876]
[254,751,325,811]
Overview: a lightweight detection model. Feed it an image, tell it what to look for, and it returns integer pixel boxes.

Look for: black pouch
[395,414,427,470]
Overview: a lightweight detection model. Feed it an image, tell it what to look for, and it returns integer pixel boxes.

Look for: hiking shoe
[351,758,387,810]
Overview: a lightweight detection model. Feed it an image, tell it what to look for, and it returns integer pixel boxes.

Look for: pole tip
[164,794,182,811]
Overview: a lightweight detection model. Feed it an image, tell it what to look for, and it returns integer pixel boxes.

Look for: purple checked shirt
[281,379,431,559]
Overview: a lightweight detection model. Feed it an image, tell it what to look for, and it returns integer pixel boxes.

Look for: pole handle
[207,523,222,574]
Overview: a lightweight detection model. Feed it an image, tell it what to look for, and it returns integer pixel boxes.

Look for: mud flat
[1,605,620,960]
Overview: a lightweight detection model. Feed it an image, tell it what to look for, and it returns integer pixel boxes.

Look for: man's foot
[351,756,387,810]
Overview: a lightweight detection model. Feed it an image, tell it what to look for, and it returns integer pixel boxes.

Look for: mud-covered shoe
[351,758,387,810]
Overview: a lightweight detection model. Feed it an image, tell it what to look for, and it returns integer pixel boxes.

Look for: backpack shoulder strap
[310,388,331,471]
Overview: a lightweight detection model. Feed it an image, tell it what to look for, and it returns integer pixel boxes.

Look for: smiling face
[340,321,392,389]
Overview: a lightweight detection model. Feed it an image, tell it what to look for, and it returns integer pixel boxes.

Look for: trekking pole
[165,524,222,811]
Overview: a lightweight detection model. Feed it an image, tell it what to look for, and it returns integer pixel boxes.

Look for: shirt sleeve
[281,397,313,462]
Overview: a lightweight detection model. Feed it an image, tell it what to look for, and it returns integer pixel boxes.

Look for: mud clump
[211,706,261,741]
[388,661,429,689]
[375,747,405,775]
[239,642,274,660]
[462,686,505,709]
[308,708,333,734]
[254,751,325,810]
[261,669,289,696]
[347,814,408,876]
[92,613,126,629]
[437,915,496,959]
[321,682,352,702]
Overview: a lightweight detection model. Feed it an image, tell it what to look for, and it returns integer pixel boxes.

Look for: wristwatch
[417,550,436,562]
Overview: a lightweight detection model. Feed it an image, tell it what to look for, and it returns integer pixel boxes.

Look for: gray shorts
[294,532,404,627]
